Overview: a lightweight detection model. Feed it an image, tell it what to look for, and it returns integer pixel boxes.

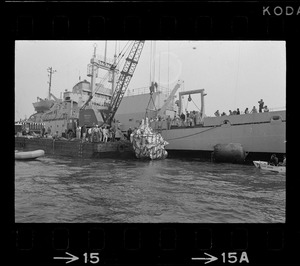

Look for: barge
[15,137,134,159]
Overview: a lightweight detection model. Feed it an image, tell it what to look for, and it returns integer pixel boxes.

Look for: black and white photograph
[15,40,286,223]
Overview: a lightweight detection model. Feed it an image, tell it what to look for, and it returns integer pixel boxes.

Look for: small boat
[15,149,45,160]
[253,161,286,173]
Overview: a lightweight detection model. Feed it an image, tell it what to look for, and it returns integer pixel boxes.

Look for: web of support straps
[145,92,157,119]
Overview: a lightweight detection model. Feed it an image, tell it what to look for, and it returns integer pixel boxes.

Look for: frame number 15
[83,253,100,264]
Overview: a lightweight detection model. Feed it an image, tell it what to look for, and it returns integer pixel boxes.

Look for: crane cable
[184,95,202,113]
[145,41,158,118]
[81,42,134,110]
[92,41,135,98]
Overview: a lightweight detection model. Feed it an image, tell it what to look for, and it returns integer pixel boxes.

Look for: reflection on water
[15,156,285,223]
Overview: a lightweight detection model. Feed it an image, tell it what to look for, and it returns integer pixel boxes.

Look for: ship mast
[90,43,98,101]
[111,41,118,95]
[47,67,56,100]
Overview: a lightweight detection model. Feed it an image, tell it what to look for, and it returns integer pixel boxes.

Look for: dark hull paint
[166,149,285,164]
[15,138,284,164]
[15,137,135,159]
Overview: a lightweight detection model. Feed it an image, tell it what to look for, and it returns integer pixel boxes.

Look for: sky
[15,41,286,121]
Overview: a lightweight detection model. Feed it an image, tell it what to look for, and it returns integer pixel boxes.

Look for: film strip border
[6,1,299,265]
[5,1,300,40]
[9,224,299,265]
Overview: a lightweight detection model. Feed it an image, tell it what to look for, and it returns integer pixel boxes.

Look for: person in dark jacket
[180,113,185,126]
[269,154,278,166]
[258,99,264,113]
[41,125,45,137]
[127,127,132,140]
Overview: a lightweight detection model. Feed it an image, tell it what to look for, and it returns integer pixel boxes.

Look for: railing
[269,106,286,112]
[206,106,286,118]
[126,86,169,97]
[95,54,115,65]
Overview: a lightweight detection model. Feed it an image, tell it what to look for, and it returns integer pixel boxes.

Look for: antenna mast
[47,67,56,100]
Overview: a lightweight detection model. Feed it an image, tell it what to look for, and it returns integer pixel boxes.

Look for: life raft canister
[213,143,247,163]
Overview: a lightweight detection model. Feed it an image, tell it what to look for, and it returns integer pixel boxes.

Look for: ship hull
[161,111,286,162]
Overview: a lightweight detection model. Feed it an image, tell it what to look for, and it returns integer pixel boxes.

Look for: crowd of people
[144,110,203,130]
[214,99,270,117]
[171,110,203,128]
[74,123,128,143]
[38,122,131,143]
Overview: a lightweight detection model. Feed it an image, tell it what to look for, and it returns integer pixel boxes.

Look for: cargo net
[131,118,169,160]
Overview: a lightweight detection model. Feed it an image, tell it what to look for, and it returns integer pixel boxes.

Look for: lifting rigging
[100,41,145,125]
[79,41,145,126]
[145,41,159,118]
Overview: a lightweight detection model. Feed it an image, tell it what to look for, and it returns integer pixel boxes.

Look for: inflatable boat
[15,149,45,160]
[253,161,286,173]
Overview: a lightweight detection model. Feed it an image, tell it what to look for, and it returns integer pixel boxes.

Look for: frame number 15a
[221,252,249,264]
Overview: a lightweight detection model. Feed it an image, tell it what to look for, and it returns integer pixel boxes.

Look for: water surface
[15,156,285,223]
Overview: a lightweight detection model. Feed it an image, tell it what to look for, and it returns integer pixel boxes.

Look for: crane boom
[80,95,93,110]
[156,81,182,116]
[101,41,145,125]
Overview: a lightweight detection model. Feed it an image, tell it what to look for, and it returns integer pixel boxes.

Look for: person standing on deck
[186,111,190,126]
[157,116,163,132]
[166,115,171,130]
[47,126,51,136]
[41,125,45,137]
[76,126,80,139]
[258,99,264,113]
[94,125,100,142]
[87,127,91,142]
[127,127,132,140]
[81,124,86,141]
[103,126,108,142]
[99,126,103,142]
[180,113,185,126]
[192,111,197,125]
[251,106,258,113]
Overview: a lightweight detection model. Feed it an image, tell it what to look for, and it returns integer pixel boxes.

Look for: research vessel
[21,41,285,162]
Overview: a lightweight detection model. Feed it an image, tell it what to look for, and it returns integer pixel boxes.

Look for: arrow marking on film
[192,253,218,264]
[54,252,79,264]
